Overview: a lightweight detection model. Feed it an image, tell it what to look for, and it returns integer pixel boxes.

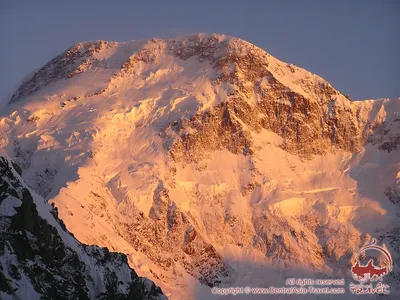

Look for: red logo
[351,238,392,283]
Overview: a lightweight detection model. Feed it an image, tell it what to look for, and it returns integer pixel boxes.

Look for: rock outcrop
[0,155,167,300]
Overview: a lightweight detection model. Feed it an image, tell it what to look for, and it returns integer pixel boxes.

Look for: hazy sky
[1,0,399,105]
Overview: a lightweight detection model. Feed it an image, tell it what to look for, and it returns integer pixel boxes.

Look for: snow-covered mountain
[0,153,166,299]
[1,33,399,299]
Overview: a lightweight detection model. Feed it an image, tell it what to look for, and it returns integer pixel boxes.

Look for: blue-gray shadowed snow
[0,0,399,107]
[1,33,400,299]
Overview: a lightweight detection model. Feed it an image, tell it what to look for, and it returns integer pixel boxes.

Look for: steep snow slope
[0,153,166,299]
[0,33,399,299]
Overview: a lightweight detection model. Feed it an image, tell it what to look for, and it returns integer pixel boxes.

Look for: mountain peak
[1,33,399,299]
[5,34,397,160]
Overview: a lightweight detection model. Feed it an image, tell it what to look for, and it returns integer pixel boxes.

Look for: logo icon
[351,238,392,283]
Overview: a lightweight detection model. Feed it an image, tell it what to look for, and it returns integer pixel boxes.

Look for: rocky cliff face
[1,34,399,299]
[0,154,166,300]
[164,36,371,164]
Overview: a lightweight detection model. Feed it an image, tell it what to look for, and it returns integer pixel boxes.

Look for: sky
[0,0,399,105]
